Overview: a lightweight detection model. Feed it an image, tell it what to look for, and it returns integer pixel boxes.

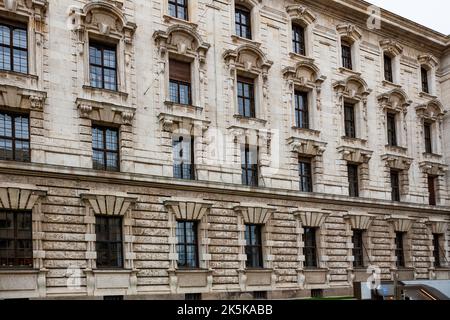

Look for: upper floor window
[241,143,258,187]
[387,112,397,147]
[384,54,393,83]
[292,24,305,55]
[245,224,263,268]
[0,111,30,162]
[432,234,441,268]
[390,170,400,202]
[0,210,32,268]
[341,40,353,70]
[352,229,364,268]
[347,164,359,197]
[421,67,429,94]
[395,231,405,268]
[237,76,255,118]
[0,22,28,74]
[173,135,195,180]
[95,216,123,268]
[294,91,309,129]
[235,6,252,39]
[344,103,356,138]
[299,156,313,193]
[176,220,199,268]
[424,121,433,154]
[303,227,318,268]
[89,42,117,91]
[169,59,192,105]
[428,175,437,206]
[92,126,119,172]
[168,0,189,20]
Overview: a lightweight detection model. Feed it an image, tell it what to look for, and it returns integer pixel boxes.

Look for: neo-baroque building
[0,0,450,300]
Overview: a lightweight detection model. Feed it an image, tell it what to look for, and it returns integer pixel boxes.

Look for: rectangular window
[428,175,437,206]
[89,42,117,91]
[169,59,192,105]
[241,144,258,187]
[391,170,401,202]
[387,112,397,147]
[173,135,195,180]
[384,54,393,82]
[344,103,356,138]
[168,0,188,20]
[421,67,429,93]
[95,216,123,268]
[303,227,318,268]
[235,6,252,39]
[245,224,263,268]
[237,76,255,118]
[341,41,352,70]
[432,234,441,268]
[294,91,309,129]
[92,126,119,172]
[299,157,313,193]
[176,220,199,268]
[352,229,364,268]
[0,111,30,162]
[424,122,433,154]
[0,211,32,268]
[0,22,28,74]
[395,232,405,268]
[292,24,305,55]
[347,164,359,197]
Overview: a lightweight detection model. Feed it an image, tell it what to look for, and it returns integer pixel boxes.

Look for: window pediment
[158,112,210,134]
[0,185,46,210]
[234,204,276,224]
[380,39,403,57]
[81,193,137,216]
[1,0,47,18]
[337,146,372,164]
[344,211,375,230]
[382,154,413,170]
[286,4,316,25]
[378,89,411,113]
[282,61,326,90]
[287,137,326,156]
[292,209,330,228]
[425,219,448,235]
[76,98,135,125]
[419,161,448,176]
[333,75,370,100]
[386,215,415,233]
[0,84,46,110]
[418,54,439,68]
[164,198,213,221]
[336,23,362,43]
[416,100,446,121]
[224,44,273,76]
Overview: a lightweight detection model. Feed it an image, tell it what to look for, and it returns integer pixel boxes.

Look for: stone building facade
[0,0,450,300]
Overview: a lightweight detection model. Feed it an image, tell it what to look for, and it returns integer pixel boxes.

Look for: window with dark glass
[168,0,188,20]
[292,24,305,55]
[0,111,30,162]
[0,211,32,268]
[424,121,433,154]
[169,59,191,105]
[384,54,393,82]
[294,91,309,129]
[341,41,352,70]
[173,135,195,180]
[89,42,117,91]
[344,103,356,138]
[241,144,258,187]
[352,229,364,268]
[391,170,400,202]
[0,22,28,73]
[92,126,119,172]
[432,234,441,268]
[395,231,405,268]
[303,227,317,268]
[235,6,251,39]
[421,67,429,93]
[95,216,123,268]
[387,112,397,146]
[428,175,437,206]
[348,164,359,197]
[237,76,255,118]
[299,157,313,193]
[176,220,198,268]
[245,224,263,268]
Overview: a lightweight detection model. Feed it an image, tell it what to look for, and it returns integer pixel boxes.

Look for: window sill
[382,80,401,89]
[163,14,198,29]
[289,52,314,62]
[419,91,437,99]
[385,145,407,154]
[422,152,443,159]
[83,85,129,99]
[292,126,321,137]
[338,67,361,77]
[233,114,267,125]
[341,136,367,145]
[164,100,202,112]
[231,35,261,47]
[0,70,39,88]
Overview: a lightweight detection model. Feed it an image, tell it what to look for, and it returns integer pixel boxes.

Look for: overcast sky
[368,0,450,35]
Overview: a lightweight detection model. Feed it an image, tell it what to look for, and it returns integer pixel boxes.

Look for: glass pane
[168,4,176,17]
[13,48,27,73]
[106,152,118,171]
[179,84,189,104]
[0,138,13,160]
[15,140,30,162]
[0,113,12,137]
[105,129,118,151]
[93,150,105,170]
[90,66,103,88]
[103,49,116,68]
[13,29,27,49]
[89,46,102,65]
[92,127,104,149]
[169,81,178,103]
[0,46,11,71]
[14,116,29,139]
[103,68,117,91]
[0,25,10,45]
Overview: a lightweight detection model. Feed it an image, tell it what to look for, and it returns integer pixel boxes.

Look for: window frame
[244,224,263,269]
[386,112,397,147]
[237,76,255,118]
[347,164,359,198]
[292,24,306,55]
[92,125,120,172]
[384,54,394,83]
[0,210,33,269]
[299,156,313,193]
[424,121,433,154]
[432,233,441,268]
[294,90,309,129]
[0,21,28,74]
[95,215,124,269]
[303,227,318,268]
[341,41,353,70]
[235,6,252,40]
[241,143,258,187]
[395,231,406,268]
[168,0,189,21]
[428,175,437,206]
[344,103,356,138]
[89,41,118,91]
[0,110,31,162]
[352,229,365,268]
[173,135,195,180]
[176,220,199,269]
[421,67,429,94]
[390,170,401,202]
